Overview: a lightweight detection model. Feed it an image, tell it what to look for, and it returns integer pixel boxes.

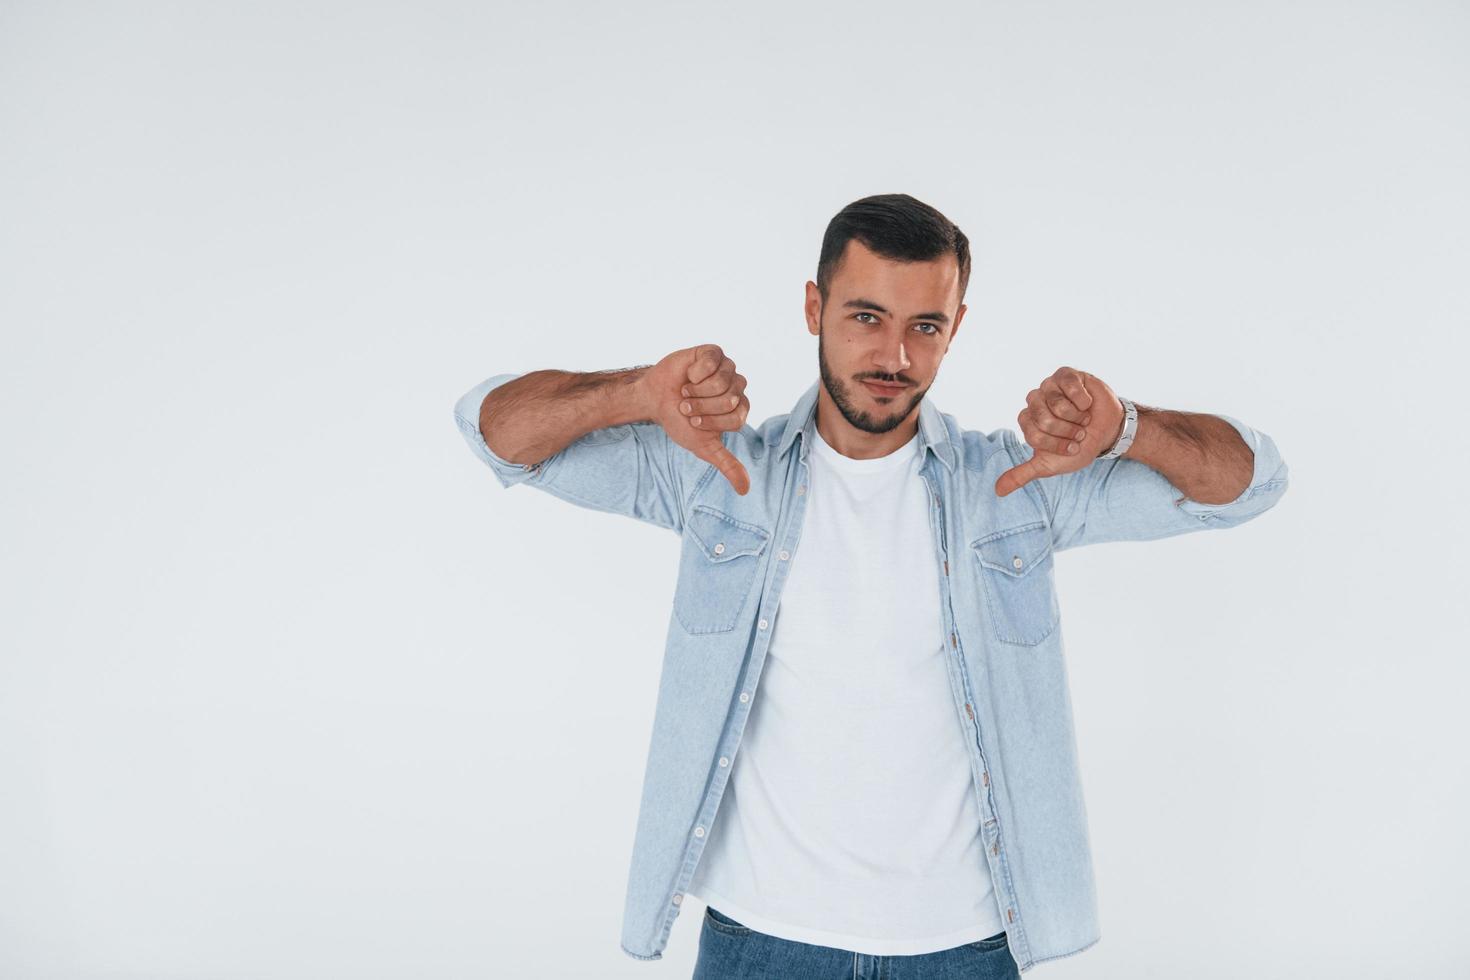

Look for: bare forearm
[480,367,655,465]
[1113,404,1254,505]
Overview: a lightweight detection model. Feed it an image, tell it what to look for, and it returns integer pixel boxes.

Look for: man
[452,193,1289,978]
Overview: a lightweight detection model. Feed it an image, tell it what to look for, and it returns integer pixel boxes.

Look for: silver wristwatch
[1096,397,1138,460]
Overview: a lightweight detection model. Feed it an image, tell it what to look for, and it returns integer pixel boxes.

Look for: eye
[914,323,940,335]
[854,312,880,324]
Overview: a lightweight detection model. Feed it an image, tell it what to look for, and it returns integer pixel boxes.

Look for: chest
[671,446,1059,650]
[774,463,943,648]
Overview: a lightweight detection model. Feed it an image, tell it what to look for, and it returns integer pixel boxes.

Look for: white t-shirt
[686,423,1006,955]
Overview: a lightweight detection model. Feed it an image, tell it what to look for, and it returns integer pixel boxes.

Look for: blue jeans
[692,906,1022,980]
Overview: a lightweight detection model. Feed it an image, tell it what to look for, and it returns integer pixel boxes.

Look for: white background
[3,2,1467,978]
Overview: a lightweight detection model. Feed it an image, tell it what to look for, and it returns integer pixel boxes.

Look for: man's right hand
[640,344,751,495]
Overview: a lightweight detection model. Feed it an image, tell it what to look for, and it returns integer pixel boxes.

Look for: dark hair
[816,193,971,307]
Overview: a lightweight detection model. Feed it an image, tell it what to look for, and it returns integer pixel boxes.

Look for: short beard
[817,326,928,435]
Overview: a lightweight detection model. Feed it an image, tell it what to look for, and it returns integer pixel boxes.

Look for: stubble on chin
[816,329,926,435]
[831,378,926,436]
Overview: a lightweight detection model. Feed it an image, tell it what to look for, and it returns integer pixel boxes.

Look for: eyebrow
[842,298,950,324]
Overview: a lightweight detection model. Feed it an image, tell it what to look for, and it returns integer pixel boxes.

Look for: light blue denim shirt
[453,372,1289,970]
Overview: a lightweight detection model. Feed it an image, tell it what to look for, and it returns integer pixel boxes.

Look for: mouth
[860,380,909,398]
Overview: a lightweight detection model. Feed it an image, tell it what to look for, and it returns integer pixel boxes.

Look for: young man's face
[804,237,967,435]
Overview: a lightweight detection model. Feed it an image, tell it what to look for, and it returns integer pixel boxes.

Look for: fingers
[684,347,730,394]
[1049,367,1093,412]
[679,353,747,430]
[684,357,737,399]
[1022,387,1090,455]
[685,393,750,431]
[1019,414,1086,455]
[1038,376,1090,423]
[680,373,748,421]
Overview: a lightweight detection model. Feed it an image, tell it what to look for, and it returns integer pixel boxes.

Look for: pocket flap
[687,505,771,563]
[971,522,1053,578]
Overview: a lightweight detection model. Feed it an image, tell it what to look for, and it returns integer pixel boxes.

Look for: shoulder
[681,409,793,463]
[936,408,1056,523]
[657,409,795,498]
[935,407,1029,472]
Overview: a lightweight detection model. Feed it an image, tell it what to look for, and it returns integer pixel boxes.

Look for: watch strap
[1097,397,1138,460]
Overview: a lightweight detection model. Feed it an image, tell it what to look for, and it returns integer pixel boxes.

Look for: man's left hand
[995,367,1124,497]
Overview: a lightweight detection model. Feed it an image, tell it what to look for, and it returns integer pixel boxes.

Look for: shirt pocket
[673,505,772,635]
[970,521,1060,646]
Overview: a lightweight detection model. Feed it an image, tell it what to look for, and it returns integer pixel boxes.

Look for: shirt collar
[776,378,957,471]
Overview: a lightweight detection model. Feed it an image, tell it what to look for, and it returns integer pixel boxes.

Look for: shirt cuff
[452,373,546,489]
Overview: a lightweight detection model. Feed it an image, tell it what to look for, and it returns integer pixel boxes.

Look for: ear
[804,281,822,336]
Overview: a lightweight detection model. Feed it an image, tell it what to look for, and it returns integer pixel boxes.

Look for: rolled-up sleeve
[452,373,550,489]
[1171,414,1290,521]
[1019,413,1290,552]
[452,372,690,533]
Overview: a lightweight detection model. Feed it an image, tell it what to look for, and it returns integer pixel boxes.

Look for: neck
[813,386,919,460]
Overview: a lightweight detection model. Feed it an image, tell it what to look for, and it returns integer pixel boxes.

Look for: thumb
[694,438,751,496]
[994,457,1046,497]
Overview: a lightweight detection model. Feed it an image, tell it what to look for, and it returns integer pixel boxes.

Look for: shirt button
[739,692,749,703]
[1012,556,1023,569]
[672,893,683,906]
[797,484,806,495]
[719,756,729,767]
[778,550,789,561]
[714,543,725,555]
[758,618,768,630]
[694,826,705,838]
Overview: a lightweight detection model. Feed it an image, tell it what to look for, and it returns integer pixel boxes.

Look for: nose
[873,329,910,378]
